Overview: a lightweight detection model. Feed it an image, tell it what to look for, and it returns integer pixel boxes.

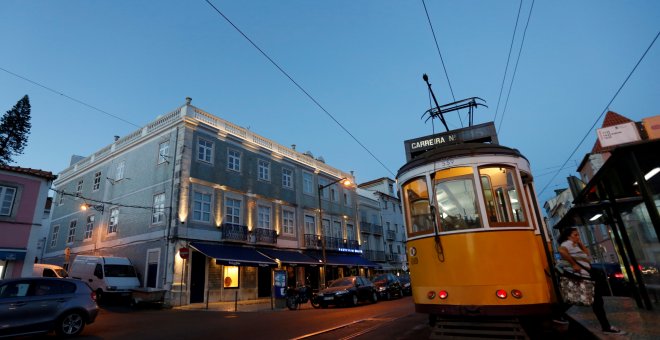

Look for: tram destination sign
[404,122,498,161]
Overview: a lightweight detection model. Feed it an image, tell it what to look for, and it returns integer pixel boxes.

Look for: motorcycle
[285,285,321,310]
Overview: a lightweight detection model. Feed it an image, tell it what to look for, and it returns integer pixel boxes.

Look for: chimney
[114,135,120,141]
[185,97,192,105]
[291,144,296,150]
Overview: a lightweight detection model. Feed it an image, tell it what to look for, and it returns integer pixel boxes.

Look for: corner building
[44,98,375,306]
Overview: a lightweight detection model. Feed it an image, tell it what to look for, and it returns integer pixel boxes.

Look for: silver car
[0,277,99,337]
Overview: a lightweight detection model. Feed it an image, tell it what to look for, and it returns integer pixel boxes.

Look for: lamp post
[80,202,104,214]
[318,177,352,288]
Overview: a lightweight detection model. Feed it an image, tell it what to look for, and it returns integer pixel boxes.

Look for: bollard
[234,291,238,312]
[206,290,209,310]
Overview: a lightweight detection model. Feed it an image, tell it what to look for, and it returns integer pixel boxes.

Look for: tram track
[291,311,412,340]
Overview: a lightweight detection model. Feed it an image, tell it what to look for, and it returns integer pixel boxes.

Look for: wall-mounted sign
[596,122,641,148]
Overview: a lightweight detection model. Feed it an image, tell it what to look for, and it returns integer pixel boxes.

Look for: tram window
[434,176,482,231]
[402,177,434,236]
[479,166,527,226]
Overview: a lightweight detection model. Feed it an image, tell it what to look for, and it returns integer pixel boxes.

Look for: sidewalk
[565,296,660,340]
[174,298,287,313]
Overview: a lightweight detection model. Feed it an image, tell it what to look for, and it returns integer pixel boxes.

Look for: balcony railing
[220,223,248,242]
[386,230,396,240]
[303,234,361,252]
[386,253,395,261]
[360,222,384,235]
[254,228,277,244]
[363,250,386,262]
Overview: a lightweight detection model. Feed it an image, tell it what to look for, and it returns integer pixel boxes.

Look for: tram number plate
[438,158,455,167]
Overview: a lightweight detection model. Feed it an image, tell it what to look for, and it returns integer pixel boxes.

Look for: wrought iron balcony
[303,234,361,252]
[220,223,248,242]
[386,230,396,240]
[254,228,277,244]
[304,233,321,249]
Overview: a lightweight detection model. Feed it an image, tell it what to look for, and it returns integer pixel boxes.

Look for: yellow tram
[397,122,559,321]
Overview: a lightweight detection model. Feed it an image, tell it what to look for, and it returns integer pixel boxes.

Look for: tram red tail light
[511,289,523,299]
[427,291,436,300]
[438,290,448,299]
[496,289,507,299]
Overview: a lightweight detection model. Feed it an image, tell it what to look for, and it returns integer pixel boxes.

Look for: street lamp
[80,202,104,214]
[318,177,352,288]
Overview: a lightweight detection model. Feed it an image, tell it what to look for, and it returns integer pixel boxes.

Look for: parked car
[0,277,99,337]
[316,276,378,307]
[69,255,140,302]
[591,262,630,296]
[398,275,412,296]
[371,273,403,300]
[32,263,68,278]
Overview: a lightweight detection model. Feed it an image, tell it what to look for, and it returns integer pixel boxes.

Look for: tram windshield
[478,166,527,226]
[402,177,434,236]
[433,168,482,231]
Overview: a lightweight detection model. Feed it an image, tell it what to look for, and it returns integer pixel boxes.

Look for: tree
[0,95,32,165]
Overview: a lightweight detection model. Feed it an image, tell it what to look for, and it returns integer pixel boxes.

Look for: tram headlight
[496,289,508,299]
[511,289,523,299]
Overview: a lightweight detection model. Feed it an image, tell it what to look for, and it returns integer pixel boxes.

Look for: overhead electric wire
[421,0,463,128]
[203,0,395,177]
[493,0,523,126]
[538,29,660,197]
[497,0,535,134]
[0,67,140,128]
[54,188,166,211]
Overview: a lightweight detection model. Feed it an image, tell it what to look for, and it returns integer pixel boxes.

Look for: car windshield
[55,268,69,278]
[372,275,388,283]
[330,277,355,287]
[399,276,410,283]
[104,264,137,277]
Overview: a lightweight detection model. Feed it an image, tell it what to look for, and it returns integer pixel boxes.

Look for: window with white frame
[67,220,77,243]
[227,149,241,172]
[319,178,329,199]
[225,198,241,225]
[50,225,60,247]
[322,219,331,236]
[115,161,125,181]
[108,208,119,234]
[332,221,342,239]
[0,185,16,216]
[347,223,355,240]
[345,191,351,206]
[158,141,170,164]
[282,208,295,236]
[304,214,316,235]
[197,138,214,163]
[282,168,293,189]
[257,205,271,229]
[76,179,83,197]
[93,172,101,191]
[193,191,211,222]
[330,187,337,202]
[84,215,94,240]
[152,193,165,224]
[58,191,64,206]
[303,172,313,194]
[258,160,270,181]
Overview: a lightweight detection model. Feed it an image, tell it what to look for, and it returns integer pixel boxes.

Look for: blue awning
[190,243,277,267]
[257,248,321,266]
[0,248,27,261]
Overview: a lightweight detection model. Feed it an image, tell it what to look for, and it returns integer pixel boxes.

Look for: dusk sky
[1,1,658,205]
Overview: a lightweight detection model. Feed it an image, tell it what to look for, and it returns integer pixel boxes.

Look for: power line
[203,0,395,177]
[538,29,660,197]
[53,188,165,211]
[493,0,523,125]
[497,0,535,134]
[421,0,463,128]
[0,67,140,128]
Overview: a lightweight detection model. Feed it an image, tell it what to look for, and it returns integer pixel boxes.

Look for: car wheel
[351,294,358,306]
[56,311,85,337]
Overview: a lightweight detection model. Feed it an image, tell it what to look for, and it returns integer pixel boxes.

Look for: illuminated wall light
[589,213,603,221]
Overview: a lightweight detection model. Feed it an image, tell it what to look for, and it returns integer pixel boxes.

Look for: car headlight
[335,290,349,295]
[107,286,117,291]
[378,286,386,292]
[404,283,411,288]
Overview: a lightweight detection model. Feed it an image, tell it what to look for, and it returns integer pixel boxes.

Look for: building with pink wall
[0,165,55,279]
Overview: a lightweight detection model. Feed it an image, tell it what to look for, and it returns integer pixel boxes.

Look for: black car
[398,275,412,296]
[590,262,630,296]
[371,273,403,300]
[316,276,378,307]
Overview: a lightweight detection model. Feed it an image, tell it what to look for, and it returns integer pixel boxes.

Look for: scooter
[285,285,321,310]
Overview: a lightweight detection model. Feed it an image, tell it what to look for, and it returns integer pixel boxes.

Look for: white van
[32,263,68,278]
[69,255,141,300]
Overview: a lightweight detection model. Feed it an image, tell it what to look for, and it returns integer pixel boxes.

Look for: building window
[115,161,125,181]
[158,141,170,164]
[258,160,270,181]
[76,180,83,197]
[197,138,214,163]
[67,220,77,243]
[330,187,338,202]
[332,221,342,239]
[50,225,60,247]
[57,191,64,206]
[282,209,295,236]
[397,245,401,254]
[257,205,271,229]
[304,215,316,235]
[227,149,241,172]
[282,168,293,189]
[225,198,241,225]
[93,172,101,191]
[193,191,211,222]
[152,193,165,224]
[84,215,94,240]
[347,223,355,240]
[319,178,329,199]
[303,172,313,194]
[0,185,16,216]
[223,266,239,288]
[108,208,119,234]
[388,183,394,194]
